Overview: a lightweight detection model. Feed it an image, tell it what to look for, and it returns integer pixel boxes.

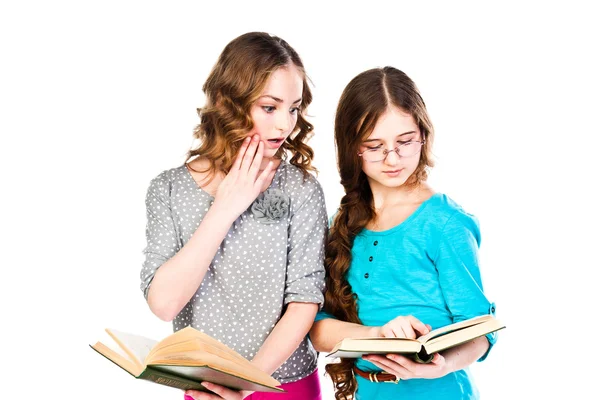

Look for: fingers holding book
[377,315,431,339]
[362,353,448,381]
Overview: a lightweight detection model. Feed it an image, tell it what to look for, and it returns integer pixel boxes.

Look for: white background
[1,1,598,399]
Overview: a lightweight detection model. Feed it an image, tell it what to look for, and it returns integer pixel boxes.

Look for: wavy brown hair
[324,67,435,399]
[186,32,315,179]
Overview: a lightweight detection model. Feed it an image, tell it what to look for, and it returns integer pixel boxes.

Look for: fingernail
[253,135,259,141]
[184,395,194,400]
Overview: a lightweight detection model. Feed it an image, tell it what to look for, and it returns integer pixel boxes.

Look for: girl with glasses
[309,67,497,399]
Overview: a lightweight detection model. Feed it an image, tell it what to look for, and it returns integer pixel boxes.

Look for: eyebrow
[260,95,302,104]
[363,131,417,142]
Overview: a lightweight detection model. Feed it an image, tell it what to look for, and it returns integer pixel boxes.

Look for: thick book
[90,326,284,393]
[327,314,505,363]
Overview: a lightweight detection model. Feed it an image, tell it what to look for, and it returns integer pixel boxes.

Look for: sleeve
[314,309,336,322]
[434,210,498,361]
[284,177,328,308]
[139,173,180,299]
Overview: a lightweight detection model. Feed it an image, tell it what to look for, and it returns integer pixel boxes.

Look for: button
[364,273,369,278]
[373,241,378,246]
[369,256,373,262]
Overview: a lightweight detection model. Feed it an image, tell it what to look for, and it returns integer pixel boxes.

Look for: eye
[290,107,300,115]
[366,144,383,150]
[262,106,275,113]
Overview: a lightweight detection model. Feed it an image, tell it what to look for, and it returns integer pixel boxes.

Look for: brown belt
[353,366,400,383]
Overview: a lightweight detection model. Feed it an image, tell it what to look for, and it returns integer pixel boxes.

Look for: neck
[369,180,426,210]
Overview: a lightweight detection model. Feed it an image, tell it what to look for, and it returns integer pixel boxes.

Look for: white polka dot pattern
[140,162,327,383]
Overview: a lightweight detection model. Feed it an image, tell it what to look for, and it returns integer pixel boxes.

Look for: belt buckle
[369,372,400,384]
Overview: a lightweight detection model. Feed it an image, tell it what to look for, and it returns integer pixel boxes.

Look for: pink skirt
[247,369,322,400]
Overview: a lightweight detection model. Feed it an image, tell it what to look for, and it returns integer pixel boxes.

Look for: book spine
[413,347,434,364]
[139,368,206,391]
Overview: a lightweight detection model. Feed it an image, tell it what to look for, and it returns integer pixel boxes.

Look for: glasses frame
[357,140,426,163]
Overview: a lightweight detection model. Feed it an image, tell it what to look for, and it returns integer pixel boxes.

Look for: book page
[423,318,505,354]
[106,328,158,368]
[418,315,493,343]
[148,338,253,368]
[327,337,422,358]
[90,342,143,376]
[150,327,246,364]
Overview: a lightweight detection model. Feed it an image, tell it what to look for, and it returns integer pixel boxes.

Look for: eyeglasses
[358,140,425,162]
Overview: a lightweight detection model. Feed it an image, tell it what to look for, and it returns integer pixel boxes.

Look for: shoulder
[278,162,324,201]
[146,165,187,198]
[429,193,480,240]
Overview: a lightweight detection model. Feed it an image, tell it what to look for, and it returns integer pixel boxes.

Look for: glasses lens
[362,149,384,162]
[397,141,422,157]
[361,141,423,162]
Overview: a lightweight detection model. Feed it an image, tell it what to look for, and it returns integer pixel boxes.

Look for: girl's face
[359,107,423,190]
[249,64,304,158]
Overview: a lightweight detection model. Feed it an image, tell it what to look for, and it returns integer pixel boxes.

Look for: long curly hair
[324,67,435,399]
[186,32,315,179]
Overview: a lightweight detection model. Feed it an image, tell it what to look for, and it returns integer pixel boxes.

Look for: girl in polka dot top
[140,32,327,400]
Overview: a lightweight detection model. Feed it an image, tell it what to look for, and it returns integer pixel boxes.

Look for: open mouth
[267,138,284,144]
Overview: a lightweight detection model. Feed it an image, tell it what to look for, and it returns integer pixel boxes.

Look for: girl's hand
[214,134,276,219]
[374,315,431,339]
[184,383,253,399]
[363,353,449,380]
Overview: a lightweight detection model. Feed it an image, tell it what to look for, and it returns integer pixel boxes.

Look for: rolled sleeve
[140,173,179,299]
[434,210,497,361]
[284,178,327,308]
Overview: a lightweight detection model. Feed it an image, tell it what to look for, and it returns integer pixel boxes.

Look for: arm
[310,318,378,353]
[183,304,319,400]
[252,302,319,374]
[143,136,275,321]
[254,176,329,370]
[365,209,496,378]
[433,210,498,360]
[146,203,238,321]
[185,173,328,400]
[310,314,431,353]
[182,313,316,400]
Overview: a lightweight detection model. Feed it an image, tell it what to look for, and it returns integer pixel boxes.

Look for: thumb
[431,353,445,365]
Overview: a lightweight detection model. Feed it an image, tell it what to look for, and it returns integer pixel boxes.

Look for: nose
[275,110,292,133]
[383,148,400,165]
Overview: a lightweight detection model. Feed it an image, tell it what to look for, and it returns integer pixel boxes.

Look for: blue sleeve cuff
[315,310,336,322]
[477,302,498,362]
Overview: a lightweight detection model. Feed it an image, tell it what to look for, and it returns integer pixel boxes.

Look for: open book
[327,314,505,363]
[90,326,283,393]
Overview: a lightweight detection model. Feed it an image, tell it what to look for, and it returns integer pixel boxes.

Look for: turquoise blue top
[316,193,497,399]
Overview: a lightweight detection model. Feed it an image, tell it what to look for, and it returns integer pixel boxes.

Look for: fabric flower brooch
[251,188,290,224]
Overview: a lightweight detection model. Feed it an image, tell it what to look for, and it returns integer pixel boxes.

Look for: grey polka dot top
[140,162,327,383]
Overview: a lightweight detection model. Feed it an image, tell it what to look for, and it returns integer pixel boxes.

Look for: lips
[264,137,285,149]
[383,169,402,177]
